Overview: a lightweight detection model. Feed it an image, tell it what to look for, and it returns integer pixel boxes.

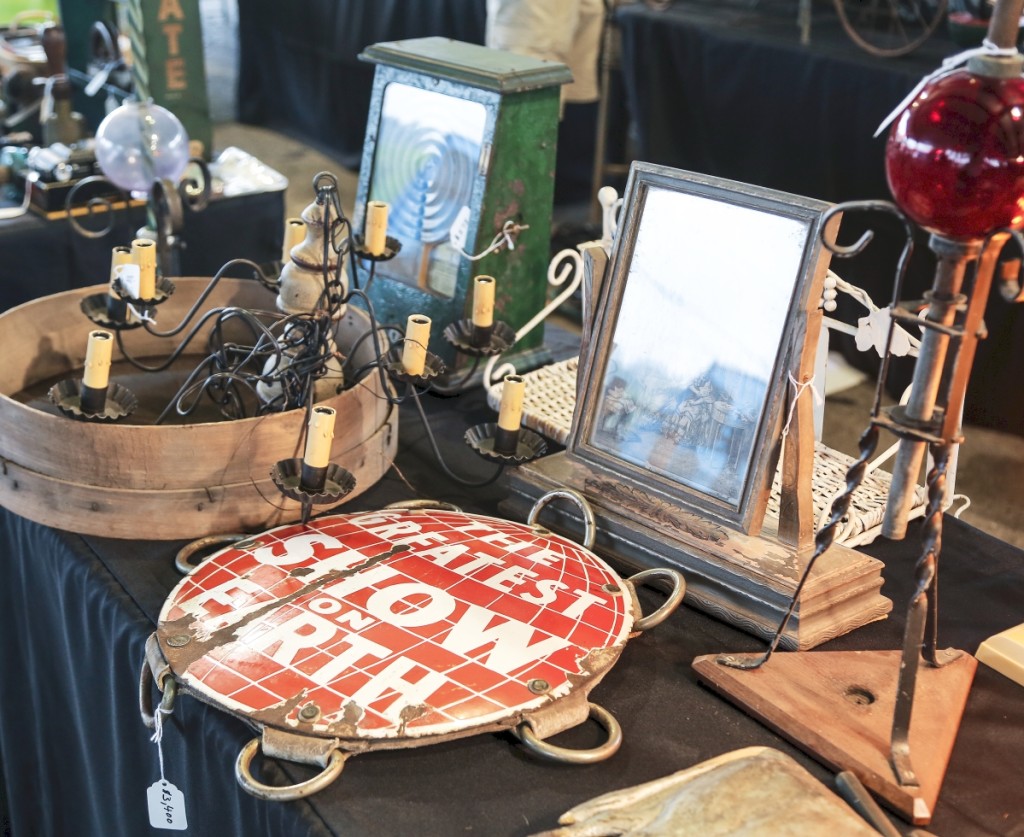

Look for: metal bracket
[624,568,686,631]
[235,737,347,801]
[515,702,622,765]
[528,488,596,550]
[139,633,176,729]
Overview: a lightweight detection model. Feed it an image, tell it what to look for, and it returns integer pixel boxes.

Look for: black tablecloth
[237,0,488,170]
[616,2,954,204]
[235,0,601,208]
[0,189,285,313]
[615,2,1024,437]
[1,384,1022,836]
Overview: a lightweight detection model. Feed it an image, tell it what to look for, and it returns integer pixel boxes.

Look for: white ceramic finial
[598,186,620,247]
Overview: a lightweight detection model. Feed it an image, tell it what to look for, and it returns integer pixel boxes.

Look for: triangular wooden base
[693,649,976,825]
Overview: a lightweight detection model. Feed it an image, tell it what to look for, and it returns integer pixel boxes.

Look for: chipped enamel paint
[158,509,634,741]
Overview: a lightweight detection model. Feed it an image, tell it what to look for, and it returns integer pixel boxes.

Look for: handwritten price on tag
[147,780,187,831]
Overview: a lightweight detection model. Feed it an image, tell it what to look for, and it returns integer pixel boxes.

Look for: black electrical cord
[141,258,275,339]
[410,387,505,488]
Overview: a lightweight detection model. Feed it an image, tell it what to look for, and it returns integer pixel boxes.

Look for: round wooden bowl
[0,278,396,539]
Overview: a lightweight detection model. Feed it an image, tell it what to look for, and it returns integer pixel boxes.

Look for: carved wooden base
[692,650,977,825]
[503,452,891,650]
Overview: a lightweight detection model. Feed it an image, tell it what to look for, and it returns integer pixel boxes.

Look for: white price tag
[449,205,471,251]
[147,780,188,830]
[115,263,142,299]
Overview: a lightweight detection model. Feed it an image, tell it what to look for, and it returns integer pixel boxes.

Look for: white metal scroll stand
[483,186,622,403]
[817,270,967,522]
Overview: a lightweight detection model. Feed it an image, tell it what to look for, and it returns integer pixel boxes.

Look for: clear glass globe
[94,100,190,194]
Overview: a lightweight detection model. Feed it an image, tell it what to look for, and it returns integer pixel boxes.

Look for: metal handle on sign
[625,568,686,631]
[515,702,622,764]
[383,499,463,512]
[175,533,247,575]
[235,738,347,801]
[139,656,177,730]
[527,488,596,550]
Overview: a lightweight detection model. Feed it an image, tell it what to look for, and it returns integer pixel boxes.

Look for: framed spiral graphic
[369,83,488,297]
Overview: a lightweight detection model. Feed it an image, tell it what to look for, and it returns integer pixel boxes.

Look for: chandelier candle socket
[402,314,431,376]
[132,238,157,300]
[495,373,525,454]
[81,330,113,413]
[283,217,307,263]
[107,246,133,321]
[472,275,496,346]
[301,405,337,492]
[365,200,389,257]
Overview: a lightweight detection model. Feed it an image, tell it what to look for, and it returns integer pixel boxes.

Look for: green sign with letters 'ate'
[60,0,211,159]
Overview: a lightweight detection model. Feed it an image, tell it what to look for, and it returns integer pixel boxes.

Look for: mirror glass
[588,185,811,508]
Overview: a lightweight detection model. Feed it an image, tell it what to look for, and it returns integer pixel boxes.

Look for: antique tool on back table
[695,0,1024,824]
[141,491,684,800]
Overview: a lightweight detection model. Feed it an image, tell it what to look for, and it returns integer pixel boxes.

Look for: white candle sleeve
[303,406,336,469]
[83,330,114,390]
[402,314,431,376]
[365,201,389,256]
[472,275,495,328]
[132,238,157,300]
[497,375,525,431]
[109,246,133,297]
[283,217,307,263]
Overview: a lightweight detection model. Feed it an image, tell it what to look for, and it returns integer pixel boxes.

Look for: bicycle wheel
[834,0,949,57]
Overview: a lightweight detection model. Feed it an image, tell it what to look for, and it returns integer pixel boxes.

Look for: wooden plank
[0,416,396,539]
[777,208,840,548]
[777,308,823,548]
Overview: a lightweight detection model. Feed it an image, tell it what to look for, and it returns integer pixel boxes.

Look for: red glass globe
[886,69,1024,239]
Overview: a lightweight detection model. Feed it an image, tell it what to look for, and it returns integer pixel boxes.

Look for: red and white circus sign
[157,508,639,742]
